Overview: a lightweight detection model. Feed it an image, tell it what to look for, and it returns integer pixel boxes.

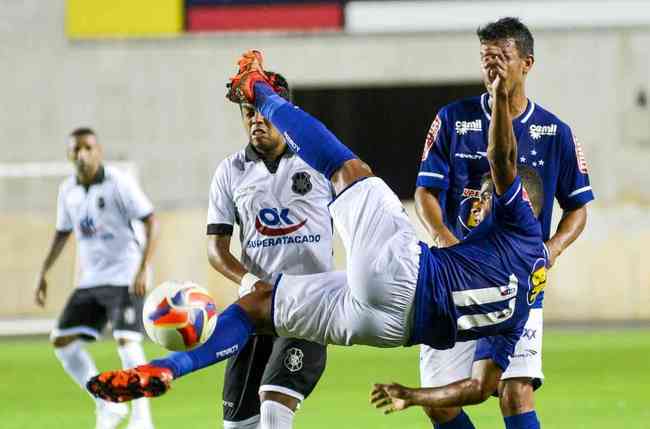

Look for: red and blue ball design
[143,282,218,351]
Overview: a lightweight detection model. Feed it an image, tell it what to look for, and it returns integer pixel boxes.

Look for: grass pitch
[3,329,649,429]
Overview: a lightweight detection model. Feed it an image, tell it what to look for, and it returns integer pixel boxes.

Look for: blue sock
[253,82,357,179]
[434,410,476,429]
[150,304,253,378]
[504,411,540,429]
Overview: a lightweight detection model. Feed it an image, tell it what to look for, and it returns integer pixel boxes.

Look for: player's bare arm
[35,230,72,307]
[207,234,248,286]
[484,45,517,194]
[133,213,159,297]
[545,205,587,267]
[371,359,502,413]
[414,187,459,247]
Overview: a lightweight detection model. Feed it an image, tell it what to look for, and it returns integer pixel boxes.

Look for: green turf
[3,330,649,428]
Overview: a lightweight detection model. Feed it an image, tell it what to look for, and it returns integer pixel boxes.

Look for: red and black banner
[185,0,344,32]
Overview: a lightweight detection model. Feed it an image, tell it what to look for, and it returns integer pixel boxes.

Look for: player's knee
[499,378,535,415]
[423,406,462,424]
[52,335,80,348]
[237,282,274,333]
[259,392,299,412]
[330,159,373,195]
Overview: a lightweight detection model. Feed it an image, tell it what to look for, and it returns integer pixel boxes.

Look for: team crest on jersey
[291,171,312,195]
[528,258,547,305]
[455,119,482,135]
[255,207,307,236]
[529,124,557,140]
[422,115,441,161]
[573,133,589,173]
[97,196,105,210]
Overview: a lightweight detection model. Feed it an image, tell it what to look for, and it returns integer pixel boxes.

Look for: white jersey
[56,166,154,288]
[207,145,335,278]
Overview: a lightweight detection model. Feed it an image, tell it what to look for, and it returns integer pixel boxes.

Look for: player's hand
[133,268,147,297]
[87,364,174,402]
[481,46,509,97]
[370,383,413,414]
[35,275,47,307]
[437,229,460,248]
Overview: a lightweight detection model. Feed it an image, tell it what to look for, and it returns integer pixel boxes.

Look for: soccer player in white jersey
[414,18,592,429]
[35,128,159,429]
[206,73,334,429]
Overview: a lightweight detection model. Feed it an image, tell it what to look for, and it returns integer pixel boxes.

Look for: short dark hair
[481,165,544,217]
[267,71,291,101]
[70,127,96,139]
[477,17,534,57]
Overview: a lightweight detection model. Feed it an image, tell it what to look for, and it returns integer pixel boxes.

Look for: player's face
[68,134,102,179]
[480,38,533,96]
[477,179,494,224]
[240,103,285,155]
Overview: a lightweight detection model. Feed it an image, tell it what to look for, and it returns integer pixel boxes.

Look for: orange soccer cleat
[87,364,173,403]
[226,50,276,104]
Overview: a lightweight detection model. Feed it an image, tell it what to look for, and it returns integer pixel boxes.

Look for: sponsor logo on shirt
[255,208,307,236]
[455,119,482,135]
[573,133,589,173]
[422,115,441,161]
[249,207,322,249]
[529,124,557,140]
[455,152,486,160]
[79,216,97,238]
[462,188,481,198]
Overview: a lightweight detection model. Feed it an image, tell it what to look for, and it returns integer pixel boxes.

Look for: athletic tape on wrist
[239,273,261,297]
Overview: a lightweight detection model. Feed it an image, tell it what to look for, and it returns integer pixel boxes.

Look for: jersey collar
[244,143,294,162]
[480,93,536,124]
[76,164,105,188]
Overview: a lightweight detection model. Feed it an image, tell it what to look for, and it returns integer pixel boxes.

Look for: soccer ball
[143,281,218,351]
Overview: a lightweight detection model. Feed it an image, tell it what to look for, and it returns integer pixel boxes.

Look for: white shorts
[420,309,544,387]
[273,178,421,347]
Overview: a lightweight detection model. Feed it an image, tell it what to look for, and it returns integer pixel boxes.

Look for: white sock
[54,340,120,411]
[260,401,295,429]
[117,341,152,423]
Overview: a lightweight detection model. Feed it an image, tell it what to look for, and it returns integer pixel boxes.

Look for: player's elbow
[206,238,229,272]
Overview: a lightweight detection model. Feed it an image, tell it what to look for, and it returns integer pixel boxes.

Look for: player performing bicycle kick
[88,50,548,410]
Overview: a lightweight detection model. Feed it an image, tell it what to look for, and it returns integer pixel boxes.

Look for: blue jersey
[408,176,548,371]
[416,94,594,308]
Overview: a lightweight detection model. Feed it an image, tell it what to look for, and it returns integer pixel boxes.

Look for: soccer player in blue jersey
[414,17,593,429]
[87,50,547,412]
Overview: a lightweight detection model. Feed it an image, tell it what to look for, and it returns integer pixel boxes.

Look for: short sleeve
[416,108,452,190]
[555,125,595,210]
[55,184,73,232]
[207,161,236,234]
[473,332,520,372]
[116,173,154,220]
[492,176,539,236]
